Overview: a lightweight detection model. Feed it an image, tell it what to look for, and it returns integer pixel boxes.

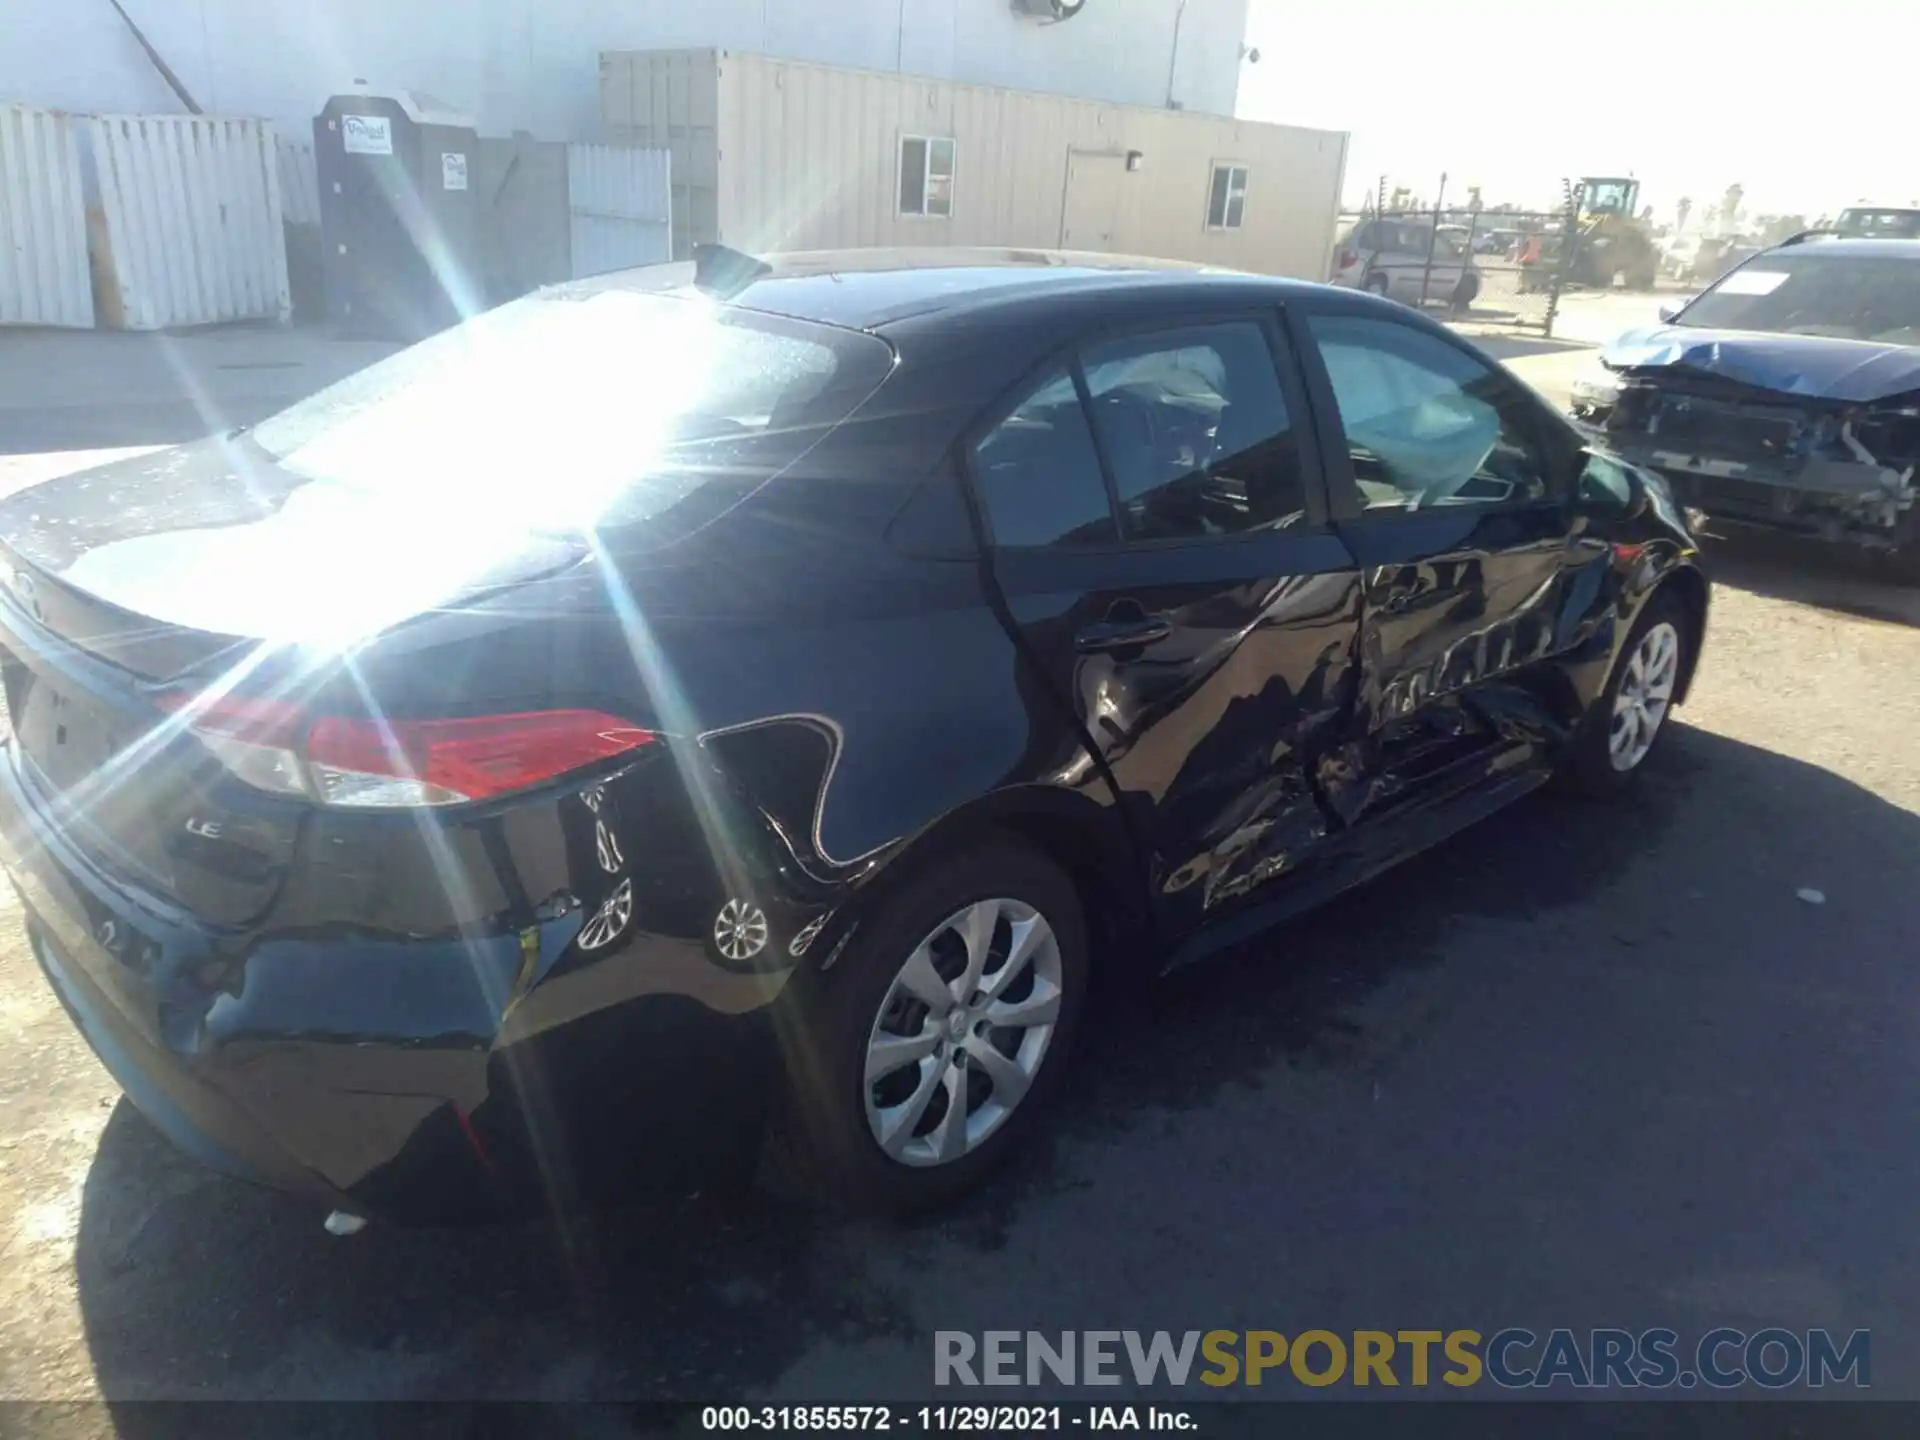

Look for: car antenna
[1778,228,1841,247]
[692,244,772,298]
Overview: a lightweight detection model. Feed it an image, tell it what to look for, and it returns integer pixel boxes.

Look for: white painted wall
[0,0,1253,138]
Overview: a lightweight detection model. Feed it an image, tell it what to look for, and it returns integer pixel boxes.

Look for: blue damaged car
[1570,235,1920,577]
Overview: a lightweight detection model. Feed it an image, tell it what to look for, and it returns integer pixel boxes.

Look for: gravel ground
[1,531,1915,1415]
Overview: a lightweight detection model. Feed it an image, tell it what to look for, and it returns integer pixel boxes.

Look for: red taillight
[158,694,655,808]
[307,711,655,805]
[1336,248,1359,270]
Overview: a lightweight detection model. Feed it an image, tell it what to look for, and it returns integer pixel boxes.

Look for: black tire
[786,837,1089,1215]
[1449,273,1480,314]
[1559,589,1691,797]
[1363,272,1391,297]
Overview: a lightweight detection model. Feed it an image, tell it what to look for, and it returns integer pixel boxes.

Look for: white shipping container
[0,102,94,328]
[600,48,1348,278]
[90,113,292,330]
[568,143,672,278]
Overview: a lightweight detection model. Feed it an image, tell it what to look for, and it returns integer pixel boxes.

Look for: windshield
[1675,252,1920,345]
[251,285,894,535]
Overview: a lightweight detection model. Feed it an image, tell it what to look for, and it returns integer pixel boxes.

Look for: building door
[1059,151,1126,251]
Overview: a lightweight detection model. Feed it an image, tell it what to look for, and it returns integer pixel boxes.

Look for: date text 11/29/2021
[702,1407,1193,1432]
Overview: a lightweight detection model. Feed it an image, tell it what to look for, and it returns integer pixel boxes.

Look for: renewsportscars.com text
[934,1328,1870,1390]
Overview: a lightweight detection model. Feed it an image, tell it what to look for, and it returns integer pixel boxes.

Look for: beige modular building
[600,48,1349,280]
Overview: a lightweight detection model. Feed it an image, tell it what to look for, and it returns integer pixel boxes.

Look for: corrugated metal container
[477,135,573,299]
[567,143,672,277]
[276,136,322,227]
[90,114,292,329]
[599,49,719,260]
[599,49,1348,279]
[0,103,95,328]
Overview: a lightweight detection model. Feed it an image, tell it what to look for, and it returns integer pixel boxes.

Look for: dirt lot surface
[1,317,1918,1423]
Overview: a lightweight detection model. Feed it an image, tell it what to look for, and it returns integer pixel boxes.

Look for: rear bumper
[0,749,357,1208]
[30,919,348,1201]
[0,741,783,1224]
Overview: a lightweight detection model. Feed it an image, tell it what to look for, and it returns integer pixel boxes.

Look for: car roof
[575,247,1321,332]
[1773,236,1920,259]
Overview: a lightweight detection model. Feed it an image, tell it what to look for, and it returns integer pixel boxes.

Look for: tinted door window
[1080,323,1308,542]
[1307,314,1549,513]
[971,367,1119,548]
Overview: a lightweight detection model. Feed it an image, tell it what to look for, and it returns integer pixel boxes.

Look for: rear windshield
[1676,252,1920,345]
[251,286,894,535]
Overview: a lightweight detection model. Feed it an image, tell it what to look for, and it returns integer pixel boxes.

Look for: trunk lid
[0,282,896,926]
[0,437,584,677]
[0,603,301,928]
[0,441,583,927]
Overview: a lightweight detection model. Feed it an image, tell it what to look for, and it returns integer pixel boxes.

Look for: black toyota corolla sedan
[0,249,1707,1224]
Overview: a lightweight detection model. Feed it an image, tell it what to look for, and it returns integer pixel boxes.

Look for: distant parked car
[1662,234,1702,279]
[1834,205,1920,240]
[1686,237,1761,285]
[1477,228,1523,258]
[1330,218,1481,312]
[1570,235,1920,577]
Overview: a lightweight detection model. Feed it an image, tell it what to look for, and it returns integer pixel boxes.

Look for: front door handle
[1075,614,1173,653]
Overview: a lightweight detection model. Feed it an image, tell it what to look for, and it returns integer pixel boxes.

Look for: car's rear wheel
[1364,272,1391,298]
[788,838,1088,1214]
[1560,591,1689,795]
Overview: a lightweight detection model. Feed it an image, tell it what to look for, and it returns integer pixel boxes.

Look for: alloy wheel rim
[1609,621,1680,772]
[862,897,1064,1168]
[714,898,769,961]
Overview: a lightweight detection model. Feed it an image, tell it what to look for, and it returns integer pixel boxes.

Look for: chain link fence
[1329,196,1583,336]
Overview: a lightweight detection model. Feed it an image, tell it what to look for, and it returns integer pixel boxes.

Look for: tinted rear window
[251,287,894,535]
[971,368,1118,549]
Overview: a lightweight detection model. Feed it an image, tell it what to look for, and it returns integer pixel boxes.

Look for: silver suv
[1330,218,1480,312]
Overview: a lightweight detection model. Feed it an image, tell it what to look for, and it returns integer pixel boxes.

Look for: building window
[1207,163,1249,231]
[900,136,956,217]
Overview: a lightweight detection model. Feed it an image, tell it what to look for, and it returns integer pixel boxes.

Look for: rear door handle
[1075,615,1173,653]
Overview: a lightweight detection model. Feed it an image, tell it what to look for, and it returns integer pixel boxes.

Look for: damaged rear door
[970,314,1363,942]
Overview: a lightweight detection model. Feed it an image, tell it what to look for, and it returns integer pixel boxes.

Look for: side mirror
[1576,452,1650,520]
[1656,299,1690,323]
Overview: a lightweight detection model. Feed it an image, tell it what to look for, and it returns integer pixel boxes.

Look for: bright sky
[1237,0,1917,223]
